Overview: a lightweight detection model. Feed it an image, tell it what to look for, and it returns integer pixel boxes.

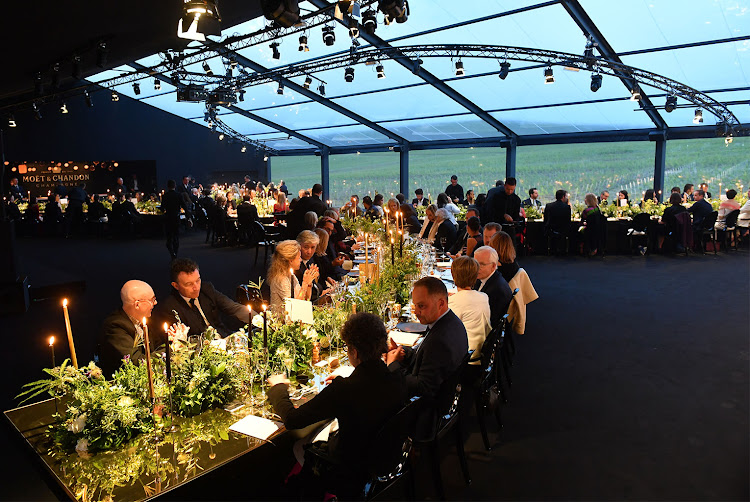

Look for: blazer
[475,269,512,328]
[544,200,572,234]
[688,199,713,228]
[237,202,259,225]
[412,197,428,207]
[98,308,161,378]
[389,309,468,399]
[154,282,248,337]
[268,359,406,468]
[522,197,542,209]
[434,219,458,251]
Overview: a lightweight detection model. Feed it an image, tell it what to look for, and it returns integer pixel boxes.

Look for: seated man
[544,189,572,236]
[483,221,502,246]
[268,312,407,498]
[387,277,468,400]
[237,194,259,243]
[154,258,251,337]
[688,189,713,230]
[412,188,428,207]
[98,280,159,378]
[473,246,512,328]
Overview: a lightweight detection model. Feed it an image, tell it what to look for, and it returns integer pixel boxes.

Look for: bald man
[98,280,160,378]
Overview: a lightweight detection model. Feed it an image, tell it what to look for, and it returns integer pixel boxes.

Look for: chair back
[631,212,651,230]
[674,212,694,248]
[478,325,501,379]
[435,350,473,430]
[701,211,718,231]
[724,209,740,229]
[366,396,422,484]
[251,220,267,244]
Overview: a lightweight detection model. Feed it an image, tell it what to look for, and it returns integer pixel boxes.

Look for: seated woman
[617,189,630,208]
[436,193,460,226]
[399,203,422,234]
[448,256,491,369]
[658,192,689,249]
[463,216,483,257]
[490,231,520,282]
[386,198,400,223]
[433,208,458,251]
[640,189,657,207]
[580,193,603,256]
[313,228,343,284]
[715,189,741,230]
[268,240,318,313]
[274,191,288,214]
[267,312,407,499]
[418,204,437,240]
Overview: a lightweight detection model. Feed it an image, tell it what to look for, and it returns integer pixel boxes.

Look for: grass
[271,137,749,206]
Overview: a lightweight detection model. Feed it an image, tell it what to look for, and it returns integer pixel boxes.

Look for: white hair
[474,245,499,263]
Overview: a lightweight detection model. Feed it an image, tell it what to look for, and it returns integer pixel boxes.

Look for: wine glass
[282,347,295,380]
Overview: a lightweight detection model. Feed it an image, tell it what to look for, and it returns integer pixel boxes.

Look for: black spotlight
[238,89,246,101]
[33,102,42,120]
[376,64,385,79]
[544,66,554,84]
[8,114,17,128]
[203,61,213,75]
[133,82,141,95]
[154,79,161,90]
[362,10,377,34]
[322,26,336,46]
[318,83,326,96]
[261,0,300,28]
[96,41,108,68]
[455,61,465,77]
[299,35,308,52]
[277,82,284,94]
[344,67,355,82]
[270,42,281,60]
[498,61,510,80]
[303,76,313,89]
[111,90,119,102]
[71,55,82,80]
[84,90,93,108]
[590,73,602,92]
[379,0,408,23]
[665,95,677,113]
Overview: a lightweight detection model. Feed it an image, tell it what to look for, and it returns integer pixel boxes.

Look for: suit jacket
[389,309,468,399]
[688,199,713,228]
[475,269,512,328]
[412,197,428,207]
[237,201,259,225]
[482,185,504,224]
[154,282,248,337]
[162,189,187,221]
[269,359,406,469]
[434,220,458,251]
[98,309,161,378]
[490,191,522,224]
[544,200,572,234]
[522,197,542,209]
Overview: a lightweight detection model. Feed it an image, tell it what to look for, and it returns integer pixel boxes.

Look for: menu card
[229,415,280,440]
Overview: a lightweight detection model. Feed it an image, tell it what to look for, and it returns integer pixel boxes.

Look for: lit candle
[163,323,172,383]
[28,191,31,202]
[142,317,155,400]
[262,304,268,348]
[61,299,78,369]
[49,336,55,368]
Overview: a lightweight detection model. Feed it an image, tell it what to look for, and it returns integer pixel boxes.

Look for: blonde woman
[268,240,318,312]
[274,191,288,214]
[418,204,438,240]
[448,256,491,366]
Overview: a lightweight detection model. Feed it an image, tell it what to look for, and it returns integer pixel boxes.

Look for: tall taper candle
[399,230,403,256]
[262,304,268,348]
[62,299,78,369]
[163,323,172,384]
[391,237,395,265]
[49,336,56,369]
[142,318,155,400]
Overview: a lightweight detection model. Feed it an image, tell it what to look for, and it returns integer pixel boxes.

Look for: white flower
[117,396,134,407]
[303,327,318,339]
[251,314,265,329]
[75,438,89,453]
[68,413,87,433]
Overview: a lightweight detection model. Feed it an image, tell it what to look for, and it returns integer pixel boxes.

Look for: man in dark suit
[154,258,251,338]
[65,182,87,236]
[99,280,159,378]
[243,175,255,192]
[268,312,407,498]
[162,179,189,259]
[445,175,464,205]
[489,177,522,224]
[448,207,481,255]
[237,194,259,244]
[412,188,428,207]
[522,187,542,209]
[8,177,23,199]
[387,277,468,399]
[544,189,572,236]
[287,183,327,237]
[473,246,512,328]
[176,176,191,196]
[688,189,713,230]
[481,180,504,225]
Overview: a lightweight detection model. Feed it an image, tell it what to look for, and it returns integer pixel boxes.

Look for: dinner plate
[396,322,428,333]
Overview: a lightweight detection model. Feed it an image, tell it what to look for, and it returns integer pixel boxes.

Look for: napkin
[331,365,355,378]
[389,330,422,347]
[435,261,453,268]
[313,419,340,442]
[229,415,279,440]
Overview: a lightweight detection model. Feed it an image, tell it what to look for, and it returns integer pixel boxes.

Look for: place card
[284,298,314,324]
[389,330,422,347]
[435,261,453,268]
[229,415,279,440]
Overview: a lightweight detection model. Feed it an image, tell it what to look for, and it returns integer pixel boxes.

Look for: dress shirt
[182,295,211,328]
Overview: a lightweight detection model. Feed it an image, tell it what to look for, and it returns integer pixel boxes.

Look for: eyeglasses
[135,296,157,307]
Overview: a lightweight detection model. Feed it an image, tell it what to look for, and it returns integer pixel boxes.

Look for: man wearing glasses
[473,246,512,328]
[98,280,159,378]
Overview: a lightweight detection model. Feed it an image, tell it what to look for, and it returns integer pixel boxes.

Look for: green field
[271,137,749,206]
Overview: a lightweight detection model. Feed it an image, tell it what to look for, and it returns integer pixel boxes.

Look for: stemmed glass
[281,346,295,380]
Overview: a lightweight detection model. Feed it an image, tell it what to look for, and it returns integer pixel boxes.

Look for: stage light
[455,61,464,76]
[630,85,641,101]
[264,154,269,162]
[725,136,733,146]
[203,61,213,75]
[84,90,93,108]
[261,0,299,28]
[218,133,225,141]
[96,41,108,68]
[33,102,42,120]
[544,66,554,84]
[318,83,326,96]
[241,145,247,153]
[178,0,222,41]
[229,58,238,69]
[376,64,386,79]
[71,55,82,80]
[270,42,281,60]
[344,67,355,82]
[498,61,510,80]
[299,35,308,52]
[60,102,68,114]
[303,76,312,89]
[133,82,141,95]
[111,90,119,102]
[154,79,161,90]
[322,26,336,46]
[665,95,677,113]
[8,114,16,128]
[362,10,377,34]
[238,89,246,101]
[379,0,409,23]
[590,73,602,92]
[277,82,284,94]
[693,108,703,124]
[349,25,360,38]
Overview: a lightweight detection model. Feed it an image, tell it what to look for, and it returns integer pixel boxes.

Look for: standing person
[481,180,504,225]
[8,177,23,199]
[114,177,129,197]
[412,188,428,207]
[177,176,191,196]
[162,179,189,260]
[489,177,522,224]
[522,188,542,209]
[65,182,87,237]
[544,190,572,237]
[445,175,464,205]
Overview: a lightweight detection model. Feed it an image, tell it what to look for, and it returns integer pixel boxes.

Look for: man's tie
[474,279,482,290]
[189,298,207,330]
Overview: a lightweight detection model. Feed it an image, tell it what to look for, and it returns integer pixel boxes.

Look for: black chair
[251,221,280,266]
[505,288,519,363]
[546,228,570,256]
[583,211,607,257]
[716,209,740,252]
[414,351,473,500]
[696,211,719,254]
[627,213,651,255]
[471,324,503,451]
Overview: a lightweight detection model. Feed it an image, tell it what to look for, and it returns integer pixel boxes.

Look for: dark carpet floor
[2,229,748,501]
